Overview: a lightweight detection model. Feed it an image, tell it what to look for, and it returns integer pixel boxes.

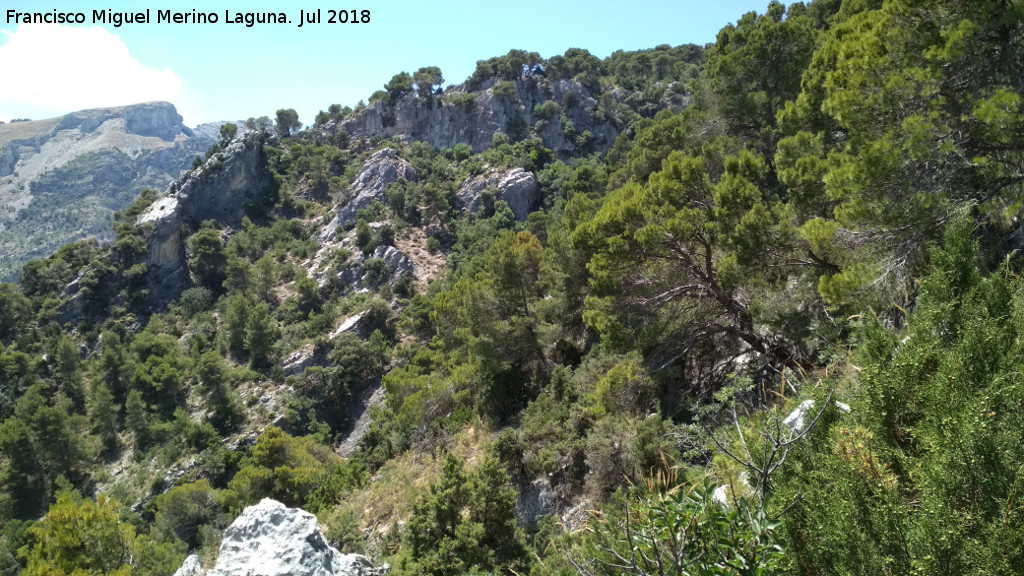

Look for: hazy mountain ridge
[0,102,217,279]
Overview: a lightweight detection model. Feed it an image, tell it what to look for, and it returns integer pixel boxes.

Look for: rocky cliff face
[138,130,272,301]
[456,167,540,221]
[124,102,190,140]
[0,102,214,280]
[175,499,388,576]
[319,148,418,241]
[339,77,620,158]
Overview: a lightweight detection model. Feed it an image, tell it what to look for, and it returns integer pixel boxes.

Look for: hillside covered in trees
[1,0,1023,574]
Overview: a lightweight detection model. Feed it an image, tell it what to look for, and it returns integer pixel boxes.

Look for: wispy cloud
[0,24,182,120]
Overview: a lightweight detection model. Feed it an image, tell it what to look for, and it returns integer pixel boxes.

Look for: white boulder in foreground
[180,498,387,576]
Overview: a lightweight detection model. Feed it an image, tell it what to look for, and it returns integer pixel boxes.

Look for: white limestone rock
[320,149,418,240]
[338,77,626,158]
[334,244,417,291]
[135,130,271,302]
[783,399,852,432]
[196,498,387,576]
[456,167,539,221]
[172,554,202,576]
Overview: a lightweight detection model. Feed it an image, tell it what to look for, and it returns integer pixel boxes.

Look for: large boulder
[186,498,387,576]
[320,149,417,240]
[457,168,539,221]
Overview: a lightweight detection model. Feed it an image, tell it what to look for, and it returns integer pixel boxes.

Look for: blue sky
[1,1,775,126]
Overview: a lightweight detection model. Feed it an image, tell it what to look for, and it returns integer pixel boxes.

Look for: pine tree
[224,295,251,359]
[252,255,276,302]
[196,351,243,432]
[124,389,149,450]
[54,337,84,410]
[245,302,275,370]
[186,226,227,291]
[223,255,251,294]
[295,271,321,315]
[405,455,528,575]
[96,332,129,401]
[89,382,119,452]
[0,417,42,517]
[466,457,528,568]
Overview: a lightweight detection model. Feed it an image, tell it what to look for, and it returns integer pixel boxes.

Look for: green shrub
[577,480,784,576]
[178,287,212,318]
[533,100,560,120]
[363,258,390,284]
[492,81,518,100]
[443,93,476,113]
[154,480,224,548]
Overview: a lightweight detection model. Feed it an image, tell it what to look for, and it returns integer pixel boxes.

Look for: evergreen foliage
[0,1,1022,573]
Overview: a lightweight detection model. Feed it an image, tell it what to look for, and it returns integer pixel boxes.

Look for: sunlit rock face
[137,130,271,302]
[181,498,389,576]
[338,77,623,158]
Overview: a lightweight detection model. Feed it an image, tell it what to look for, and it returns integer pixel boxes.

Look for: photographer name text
[5,8,371,28]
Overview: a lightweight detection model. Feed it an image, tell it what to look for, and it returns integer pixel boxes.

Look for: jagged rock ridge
[138,130,272,302]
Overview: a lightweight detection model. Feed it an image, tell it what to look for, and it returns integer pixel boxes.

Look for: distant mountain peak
[0,101,214,280]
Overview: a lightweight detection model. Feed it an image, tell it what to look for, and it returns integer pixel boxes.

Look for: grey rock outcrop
[0,102,214,280]
[329,311,366,340]
[457,168,540,221]
[172,554,202,576]
[339,77,621,158]
[124,101,190,140]
[335,245,417,290]
[517,478,555,527]
[185,498,387,576]
[55,107,126,134]
[191,120,246,142]
[50,102,188,140]
[282,310,369,377]
[0,142,19,176]
[138,130,271,301]
[283,345,321,377]
[320,149,417,240]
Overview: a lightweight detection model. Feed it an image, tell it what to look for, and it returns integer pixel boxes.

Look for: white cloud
[0,24,181,120]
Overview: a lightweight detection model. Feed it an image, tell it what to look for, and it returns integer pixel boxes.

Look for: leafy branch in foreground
[709,384,834,509]
[568,475,784,576]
